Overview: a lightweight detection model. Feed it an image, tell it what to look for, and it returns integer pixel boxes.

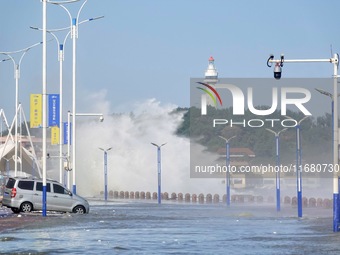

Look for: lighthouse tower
[204,56,218,85]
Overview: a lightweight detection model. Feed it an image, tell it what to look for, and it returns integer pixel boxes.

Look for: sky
[1,0,340,120]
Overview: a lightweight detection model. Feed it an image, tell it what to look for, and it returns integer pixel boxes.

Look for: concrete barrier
[185,193,191,203]
[119,191,124,199]
[114,191,119,199]
[178,193,183,202]
[309,197,316,207]
[302,197,308,207]
[284,196,291,205]
[192,194,197,203]
[316,198,323,207]
[163,192,169,200]
[292,196,297,206]
[323,198,331,208]
[213,194,219,204]
[146,192,151,199]
[198,193,204,204]
[206,194,212,204]
[171,193,177,200]
[104,191,334,209]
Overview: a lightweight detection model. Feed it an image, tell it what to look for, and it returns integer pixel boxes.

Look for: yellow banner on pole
[30,94,42,128]
[51,126,60,145]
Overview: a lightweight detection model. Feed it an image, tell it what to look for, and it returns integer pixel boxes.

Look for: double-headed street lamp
[41,0,80,217]
[285,115,308,218]
[0,42,43,177]
[51,0,89,196]
[151,142,166,204]
[218,135,236,206]
[265,128,287,212]
[98,147,112,201]
[30,15,103,184]
[267,53,339,231]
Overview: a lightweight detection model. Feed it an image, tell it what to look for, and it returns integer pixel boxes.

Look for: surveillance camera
[274,63,282,80]
[99,116,104,122]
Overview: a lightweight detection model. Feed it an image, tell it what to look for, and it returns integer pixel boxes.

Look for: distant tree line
[175,106,333,165]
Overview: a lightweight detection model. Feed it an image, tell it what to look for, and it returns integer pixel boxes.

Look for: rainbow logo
[196,82,223,107]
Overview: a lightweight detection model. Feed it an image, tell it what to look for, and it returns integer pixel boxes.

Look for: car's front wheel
[73,205,86,214]
[20,202,33,213]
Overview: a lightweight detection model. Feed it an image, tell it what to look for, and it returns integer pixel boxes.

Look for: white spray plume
[75,98,225,196]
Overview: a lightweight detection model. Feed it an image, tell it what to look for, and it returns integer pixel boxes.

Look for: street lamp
[315,88,340,157]
[285,115,308,218]
[50,0,99,195]
[98,147,112,201]
[0,42,43,177]
[218,135,236,206]
[30,15,104,184]
[67,111,104,190]
[265,128,287,212]
[267,53,339,231]
[41,0,80,217]
[151,142,166,204]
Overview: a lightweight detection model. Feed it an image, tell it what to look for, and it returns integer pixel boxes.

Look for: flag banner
[51,126,60,145]
[48,94,60,127]
[30,94,42,128]
[63,122,72,145]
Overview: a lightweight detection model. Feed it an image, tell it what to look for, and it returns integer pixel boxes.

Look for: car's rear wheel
[73,205,86,214]
[11,208,20,214]
[20,202,33,213]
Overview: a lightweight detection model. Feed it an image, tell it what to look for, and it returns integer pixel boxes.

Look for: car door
[32,182,52,210]
[51,183,74,212]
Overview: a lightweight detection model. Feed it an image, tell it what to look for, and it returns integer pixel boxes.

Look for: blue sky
[1,0,340,119]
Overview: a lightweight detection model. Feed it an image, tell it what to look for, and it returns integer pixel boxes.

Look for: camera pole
[267,54,339,231]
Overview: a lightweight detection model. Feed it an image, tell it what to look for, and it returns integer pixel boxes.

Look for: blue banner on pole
[48,94,60,127]
[63,122,72,145]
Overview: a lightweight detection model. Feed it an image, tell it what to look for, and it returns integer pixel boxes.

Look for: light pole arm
[269,58,334,64]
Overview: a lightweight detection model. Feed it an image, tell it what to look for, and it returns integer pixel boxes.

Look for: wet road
[0,200,339,254]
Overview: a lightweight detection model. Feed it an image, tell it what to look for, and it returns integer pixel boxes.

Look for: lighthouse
[204,56,218,85]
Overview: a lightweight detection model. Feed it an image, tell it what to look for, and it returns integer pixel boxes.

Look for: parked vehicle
[2,177,89,214]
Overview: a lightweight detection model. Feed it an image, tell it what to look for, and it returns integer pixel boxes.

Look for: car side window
[18,181,34,191]
[53,184,68,195]
[36,182,51,192]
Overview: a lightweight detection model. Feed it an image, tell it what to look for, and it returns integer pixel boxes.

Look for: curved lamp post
[41,0,80,217]
[218,135,236,206]
[98,147,112,201]
[285,115,308,217]
[265,128,287,211]
[0,42,43,177]
[151,142,166,204]
[50,0,101,194]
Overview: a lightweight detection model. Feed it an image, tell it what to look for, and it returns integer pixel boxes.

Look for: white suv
[2,177,89,214]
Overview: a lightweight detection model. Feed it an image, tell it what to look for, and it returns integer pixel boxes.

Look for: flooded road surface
[0,200,339,254]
